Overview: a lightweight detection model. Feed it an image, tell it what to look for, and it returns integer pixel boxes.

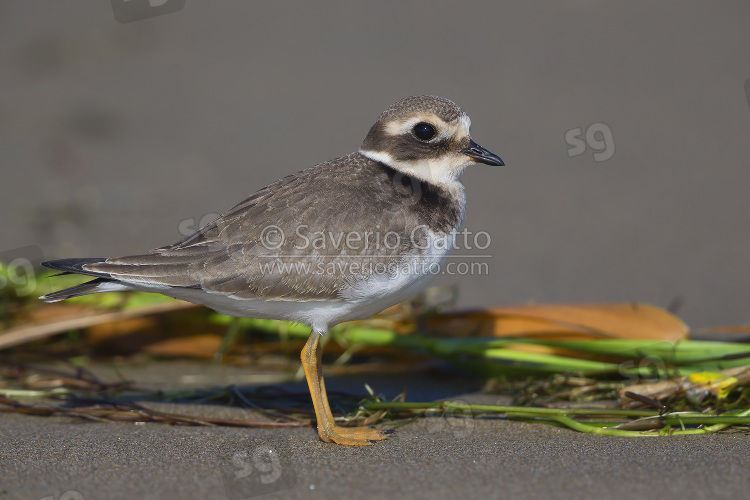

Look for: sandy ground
[2,360,749,500]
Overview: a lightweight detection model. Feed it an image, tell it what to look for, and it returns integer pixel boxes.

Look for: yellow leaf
[686,372,739,400]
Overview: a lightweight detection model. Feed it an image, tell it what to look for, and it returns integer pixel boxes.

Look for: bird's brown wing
[83,153,459,301]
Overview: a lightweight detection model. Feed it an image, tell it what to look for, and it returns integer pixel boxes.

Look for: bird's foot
[318,425,393,446]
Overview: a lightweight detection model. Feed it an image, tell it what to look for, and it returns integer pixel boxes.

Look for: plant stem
[362,401,750,436]
[363,401,657,417]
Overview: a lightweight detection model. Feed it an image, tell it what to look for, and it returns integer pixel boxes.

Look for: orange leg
[301,329,392,445]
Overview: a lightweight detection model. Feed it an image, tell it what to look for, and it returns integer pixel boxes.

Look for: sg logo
[565,122,615,162]
[1,246,46,298]
[177,213,221,238]
[222,446,297,499]
[111,0,186,24]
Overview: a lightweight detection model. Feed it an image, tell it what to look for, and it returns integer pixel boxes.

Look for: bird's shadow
[47,365,485,423]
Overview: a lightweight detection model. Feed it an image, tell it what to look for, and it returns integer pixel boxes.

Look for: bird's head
[359,95,503,185]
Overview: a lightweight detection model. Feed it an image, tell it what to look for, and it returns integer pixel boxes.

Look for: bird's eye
[413,122,436,141]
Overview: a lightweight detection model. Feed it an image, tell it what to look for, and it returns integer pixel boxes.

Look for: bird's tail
[39,258,128,302]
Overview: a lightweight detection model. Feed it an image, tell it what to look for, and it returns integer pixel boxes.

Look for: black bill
[460,139,504,166]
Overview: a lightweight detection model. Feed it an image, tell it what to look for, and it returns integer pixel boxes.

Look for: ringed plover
[41,95,504,445]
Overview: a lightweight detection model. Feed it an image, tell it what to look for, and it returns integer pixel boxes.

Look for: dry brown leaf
[694,325,750,334]
[142,334,224,358]
[0,301,196,350]
[18,303,93,324]
[618,366,750,406]
[427,303,688,341]
[85,317,161,344]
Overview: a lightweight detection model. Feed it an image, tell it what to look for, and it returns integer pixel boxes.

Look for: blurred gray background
[1,1,749,329]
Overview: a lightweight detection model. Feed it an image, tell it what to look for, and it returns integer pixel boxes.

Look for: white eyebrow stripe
[383,115,465,142]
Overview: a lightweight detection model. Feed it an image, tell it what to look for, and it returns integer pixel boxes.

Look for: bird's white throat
[357,148,472,186]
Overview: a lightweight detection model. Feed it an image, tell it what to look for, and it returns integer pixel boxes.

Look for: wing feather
[82,153,461,301]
